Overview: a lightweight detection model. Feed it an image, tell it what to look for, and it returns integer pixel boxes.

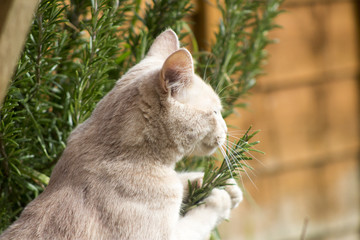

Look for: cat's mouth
[202,141,216,149]
[193,141,218,156]
[195,133,226,155]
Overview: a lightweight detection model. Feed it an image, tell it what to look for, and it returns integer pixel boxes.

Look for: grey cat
[0,29,242,240]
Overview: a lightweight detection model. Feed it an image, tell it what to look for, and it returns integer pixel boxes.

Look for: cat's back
[0,160,183,240]
[0,181,100,240]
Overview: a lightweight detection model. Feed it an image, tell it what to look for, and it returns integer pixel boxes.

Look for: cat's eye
[214,111,218,114]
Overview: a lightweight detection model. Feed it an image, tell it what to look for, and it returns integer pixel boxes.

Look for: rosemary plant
[0,0,132,230]
[197,0,284,118]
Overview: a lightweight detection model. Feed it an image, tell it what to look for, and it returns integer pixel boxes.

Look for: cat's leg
[174,178,242,240]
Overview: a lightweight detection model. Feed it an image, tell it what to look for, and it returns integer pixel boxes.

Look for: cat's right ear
[147,29,179,59]
[160,48,193,95]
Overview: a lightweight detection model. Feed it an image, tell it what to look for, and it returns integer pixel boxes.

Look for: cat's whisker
[202,56,211,81]
[226,131,253,135]
[227,147,257,177]
[224,144,255,175]
[220,143,246,187]
[226,134,260,146]
[223,140,260,186]
[222,145,252,190]
[225,134,246,141]
[187,142,197,156]
[226,148,258,190]
[224,139,266,168]
[222,145,235,177]
[229,142,266,169]
[227,130,256,139]
[225,144,256,172]
[219,96,243,101]
[228,129,259,132]
[216,82,239,97]
[224,138,257,152]
[218,144,234,179]
[226,133,258,140]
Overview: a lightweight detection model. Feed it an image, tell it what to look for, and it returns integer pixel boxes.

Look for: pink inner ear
[160,48,194,93]
[147,29,179,59]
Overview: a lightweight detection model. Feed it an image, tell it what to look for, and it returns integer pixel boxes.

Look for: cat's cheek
[201,143,218,155]
[185,132,197,143]
[191,139,218,156]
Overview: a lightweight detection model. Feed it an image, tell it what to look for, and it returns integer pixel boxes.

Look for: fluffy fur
[0,29,242,240]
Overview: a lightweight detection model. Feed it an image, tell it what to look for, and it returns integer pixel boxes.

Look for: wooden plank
[219,156,359,240]
[228,78,359,167]
[0,0,39,104]
[284,0,353,7]
[257,1,358,88]
[0,0,13,35]
[192,0,221,51]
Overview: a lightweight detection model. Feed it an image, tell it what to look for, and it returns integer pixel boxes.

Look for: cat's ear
[147,29,179,59]
[160,48,193,94]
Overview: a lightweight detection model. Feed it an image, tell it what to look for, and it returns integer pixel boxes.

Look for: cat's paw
[202,179,242,223]
[224,178,243,209]
[178,172,204,200]
[178,172,204,185]
[204,188,232,222]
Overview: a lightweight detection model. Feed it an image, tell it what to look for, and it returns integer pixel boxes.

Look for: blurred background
[186,0,359,239]
[212,0,359,239]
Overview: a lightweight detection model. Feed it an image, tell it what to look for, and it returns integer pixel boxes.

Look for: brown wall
[216,0,360,239]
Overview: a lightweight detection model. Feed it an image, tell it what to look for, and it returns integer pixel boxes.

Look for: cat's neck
[63,120,183,169]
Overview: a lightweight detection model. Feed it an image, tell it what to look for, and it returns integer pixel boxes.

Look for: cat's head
[88,29,227,162]
[145,30,227,156]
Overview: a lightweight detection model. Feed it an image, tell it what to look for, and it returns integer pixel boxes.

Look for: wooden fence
[216,0,360,239]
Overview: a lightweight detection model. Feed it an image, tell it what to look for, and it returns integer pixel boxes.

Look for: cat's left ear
[147,29,180,59]
[160,48,194,94]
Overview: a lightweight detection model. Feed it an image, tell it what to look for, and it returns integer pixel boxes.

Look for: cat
[0,29,242,240]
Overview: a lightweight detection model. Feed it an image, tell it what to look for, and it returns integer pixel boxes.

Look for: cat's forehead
[193,75,222,108]
[174,75,222,111]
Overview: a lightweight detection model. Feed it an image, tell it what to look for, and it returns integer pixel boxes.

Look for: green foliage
[126,0,192,65]
[0,0,132,231]
[0,0,283,235]
[66,0,131,125]
[196,0,284,118]
[0,1,67,229]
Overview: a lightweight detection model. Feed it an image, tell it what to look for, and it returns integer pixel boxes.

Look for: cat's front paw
[204,188,232,222]
[179,172,204,186]
[178,172,204,200]
[203,179,242,223]
[224,178,243,209]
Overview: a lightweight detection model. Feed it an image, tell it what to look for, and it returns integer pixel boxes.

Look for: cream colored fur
[0,29,242,240]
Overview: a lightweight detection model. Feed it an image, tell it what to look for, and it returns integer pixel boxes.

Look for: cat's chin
[191,142,218,156]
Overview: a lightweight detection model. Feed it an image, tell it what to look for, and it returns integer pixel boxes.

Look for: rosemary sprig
[181,126,262,215]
